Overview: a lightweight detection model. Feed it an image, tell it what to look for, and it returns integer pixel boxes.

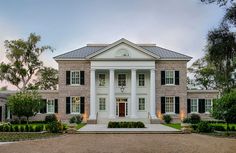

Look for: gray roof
[54,45,192,60]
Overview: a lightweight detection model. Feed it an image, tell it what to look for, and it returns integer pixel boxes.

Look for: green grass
[0,132,61,142]
[210,123,236,129]
[163,123,181,130]
[76,123,86,130]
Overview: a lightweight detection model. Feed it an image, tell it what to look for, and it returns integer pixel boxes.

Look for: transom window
[98,74,106,86]
[205,99,212,113]
[99,98,106,111]
[71,71,80,85]
[138,98,145,111]
[138,74,145,86]
[165,71,174,85]
[165,97,174,113]
[191,99,198,113]
[118,74,126,86]
[47,99,54,114]
[71,96,80,113]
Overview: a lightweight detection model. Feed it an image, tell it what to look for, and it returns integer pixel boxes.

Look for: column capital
[90,68,96,71]
[150,68,156,71]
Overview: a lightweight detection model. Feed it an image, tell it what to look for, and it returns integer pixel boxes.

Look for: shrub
[183,118,191,123]
[47,121,64,133]
[69,115,83,124]
[25,124,29,132]
[45,114,57,123]
[20,125,25,132]
[190,114,201,124]
[0,125,3,132]
[197,122,212,133]
[212,125,226,131]
[3,125,10,132]
[29,125,35,132]
[14,125,19,132]
[108,121,145,128]
[10,125,14,132]
[191,124,198,131]
[35,125,43,132]
[162,115,172,124]
[231,126,236,131]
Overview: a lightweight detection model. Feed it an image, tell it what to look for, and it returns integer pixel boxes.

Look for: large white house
[0,39,219,123]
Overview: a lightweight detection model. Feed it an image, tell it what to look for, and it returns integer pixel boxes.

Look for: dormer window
[115,49,130,57]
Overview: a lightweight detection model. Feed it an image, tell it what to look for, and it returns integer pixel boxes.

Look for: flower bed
[108,121,145,128]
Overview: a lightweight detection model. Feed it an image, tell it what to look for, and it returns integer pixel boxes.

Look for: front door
[119,103,125,117]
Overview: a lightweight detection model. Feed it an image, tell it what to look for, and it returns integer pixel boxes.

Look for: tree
[206,25,236,93]
[188,58,215,90]
[0,33,53,90]
[0,86,7,91]
[212,90,236,133]
[7,91,43,124]
[200,0,233,6]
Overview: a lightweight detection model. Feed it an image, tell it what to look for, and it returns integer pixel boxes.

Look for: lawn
[163,123,181,130]
[0,132,61,142]
[76,123,86,130]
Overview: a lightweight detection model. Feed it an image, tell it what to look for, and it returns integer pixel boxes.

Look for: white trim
[70,71,80,85]
[190,98,198,113]
[137,73,146,87]
[46,99,55,114]
[165,70,175,85]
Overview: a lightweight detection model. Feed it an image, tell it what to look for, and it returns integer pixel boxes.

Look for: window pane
[165,97,174,113]
[205,99,212,112]
[71,71,80,85]
[71,96,80,113]
[139,98,145,110]
[47,100,54,113]
[191,99,198,113]
[165,71,174,85]
[99,98,106,110]
[118,74,126,86]
[98,74,106,86]
[138,74,145,86]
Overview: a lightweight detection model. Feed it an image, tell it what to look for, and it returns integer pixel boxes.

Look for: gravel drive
[0,134,236,153]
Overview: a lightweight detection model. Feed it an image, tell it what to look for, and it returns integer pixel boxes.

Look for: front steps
[97,117,150,124]
[150,118,162,124]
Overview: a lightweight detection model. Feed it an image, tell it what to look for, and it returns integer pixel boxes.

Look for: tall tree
[206,26,236,93]
[200,0,233,6]
[0,33,53,90]
[188,58,215,90]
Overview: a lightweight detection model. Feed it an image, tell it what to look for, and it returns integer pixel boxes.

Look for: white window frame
[47,99,55,114]
[99,97,106,111]
[71,96,81,114]
[138,97,146,111]
[190,99,198,113]
[70,71,80,85]
[205,99,212,114]
[138,73,145,87]
[165,70,175,85]
[98,73,106,87]
[165,97,175,114]
[117,73,127,87]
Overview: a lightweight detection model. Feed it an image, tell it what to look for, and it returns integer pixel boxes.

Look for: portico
[89,60,157,123]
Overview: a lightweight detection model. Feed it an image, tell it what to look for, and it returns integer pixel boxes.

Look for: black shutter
[40,99,47,114]
[175,71,179,85]
[187,99,191,113]
[54,99,58,113]
[198,99,205,113]
[66,71,70,85]
[80,97,85,114]
[5,105,8,119]
[161,71,165,85]
[175,97,180,114]
[80,71,85,85]
[66,97,70,114]
[161,97,165,114]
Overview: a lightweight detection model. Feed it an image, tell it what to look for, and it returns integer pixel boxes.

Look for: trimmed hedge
[0,124,45,132]
[108,121,145,128]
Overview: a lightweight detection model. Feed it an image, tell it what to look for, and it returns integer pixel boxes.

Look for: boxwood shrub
[108,121,145,128]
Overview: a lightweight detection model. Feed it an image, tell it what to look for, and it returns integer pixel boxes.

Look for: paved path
[78,124,180,133]
[0,134,236,153]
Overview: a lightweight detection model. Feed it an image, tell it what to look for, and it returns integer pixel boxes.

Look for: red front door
[119,103,125,117]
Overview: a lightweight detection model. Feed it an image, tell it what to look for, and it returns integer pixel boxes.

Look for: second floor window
[165,71,174,85]
[118,74,126,86]
[98,74,106,86]
[71,71,80,85]
[138,74,145,86]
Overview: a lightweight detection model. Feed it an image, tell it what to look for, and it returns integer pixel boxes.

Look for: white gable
[92,43,155,59]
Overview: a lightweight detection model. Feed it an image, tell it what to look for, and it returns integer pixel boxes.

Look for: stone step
[150,118,162,124]
[97,118,150,124]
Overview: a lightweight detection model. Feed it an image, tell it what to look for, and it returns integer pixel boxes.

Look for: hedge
[108,121,145,128]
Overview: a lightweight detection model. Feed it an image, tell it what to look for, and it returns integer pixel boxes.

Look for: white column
[130,68,137,118]
[109,69,115,118]
[150,69,157,118]
[89,68,96,120]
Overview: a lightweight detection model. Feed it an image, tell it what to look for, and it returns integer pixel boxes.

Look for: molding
[187,90,219,93]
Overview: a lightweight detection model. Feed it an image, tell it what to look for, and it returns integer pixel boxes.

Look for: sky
[0,0,226,89]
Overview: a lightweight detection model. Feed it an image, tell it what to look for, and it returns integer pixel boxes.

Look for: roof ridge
[53,46,87,59]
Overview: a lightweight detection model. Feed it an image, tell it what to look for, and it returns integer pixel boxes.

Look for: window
[165,97,174,113]
[98,74,106,86]
[71,71,80,85]
[205,99,212,113]
[138,98,145,111]
[118,74,126,86]
[99,98,106,111]
[47,99,55,114]
[165,71,174,85]
[191,99,198,113]
[138,74,145,86]
[71,96,80,113]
